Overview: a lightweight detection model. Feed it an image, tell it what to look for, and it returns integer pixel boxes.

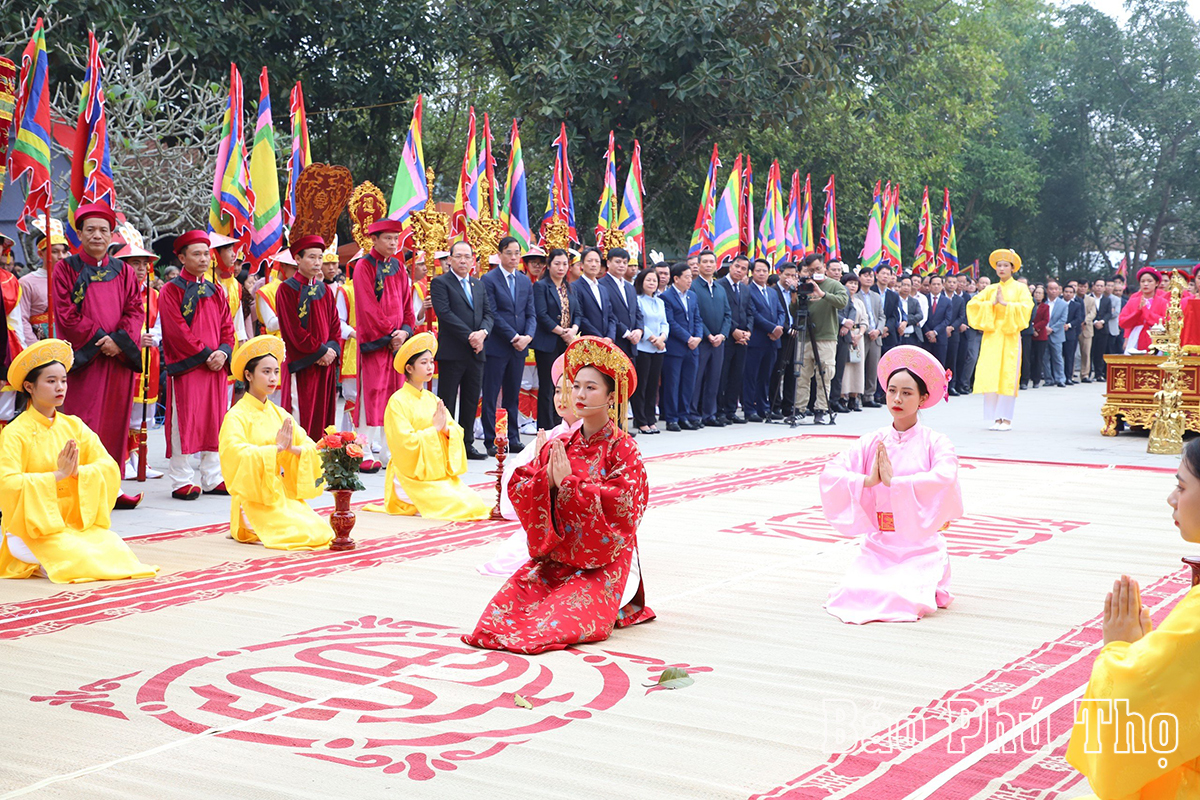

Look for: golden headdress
[394,331,438,373]
[563,336,637,431]
[988,248,1022,273]
[9,339,73,389]
[231,335,286,382]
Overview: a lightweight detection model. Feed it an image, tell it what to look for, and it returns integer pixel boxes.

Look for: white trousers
[167,392,223,491]
[982,393,1017,422]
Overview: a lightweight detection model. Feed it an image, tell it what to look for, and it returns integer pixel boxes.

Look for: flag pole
[137,255,153,482]
[43,206,53,338]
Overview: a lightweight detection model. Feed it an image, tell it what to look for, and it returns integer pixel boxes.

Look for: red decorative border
[749,568,1194,800]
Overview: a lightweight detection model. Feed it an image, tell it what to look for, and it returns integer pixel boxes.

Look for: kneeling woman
[363,332,489,520]
[1067,438,1200,797]
[218,335,332,550]
[463,336,654,654]
[0,340,158,583]
[819,345,963,624]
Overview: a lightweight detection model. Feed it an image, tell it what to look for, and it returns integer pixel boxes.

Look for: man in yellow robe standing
[967,249,1034,432]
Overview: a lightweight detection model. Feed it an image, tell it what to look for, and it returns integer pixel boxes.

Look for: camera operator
[791,253,847,425]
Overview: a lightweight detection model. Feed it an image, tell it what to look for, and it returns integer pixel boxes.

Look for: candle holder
[488,435,509,520]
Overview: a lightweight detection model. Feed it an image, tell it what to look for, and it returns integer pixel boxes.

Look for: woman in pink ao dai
[819,345,964,624]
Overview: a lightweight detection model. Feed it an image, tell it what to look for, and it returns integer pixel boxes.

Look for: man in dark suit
[923,274,953,367]
[743,258,786,421]
[878,265,901,352]
[481,236,535,454]
[769,262,798,418]
[897,275,924,347]
[598,246,642,361]
[430,240,493,459]
[1090,278,1112,381]
[660,262,703,431]
[1063,282,1084,385]
[718,254,751,423]
[945,274,969,395]
[574,246,616,341]
[690,250,732,427]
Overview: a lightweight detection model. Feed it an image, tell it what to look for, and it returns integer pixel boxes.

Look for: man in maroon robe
[50,203,144,509]
[277,234,340,439]
[352,218,415,472]
[160,230,235,500]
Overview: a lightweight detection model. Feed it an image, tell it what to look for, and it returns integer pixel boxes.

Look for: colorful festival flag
[9,18,52,232]
[711,154,742,265]
[475,112,497,219]
[937,187,959,276]
[689,144,721,256]
[500,119,531,251]
[595,130,619,245]
[740,155,755,260]
[820,174,840,261]
[540,123,577,244]
[386,96,429,244]
[450,106,477,243]
[798,173,815,259]
[247,67,282,272]
[208,63,254,247]
[757,160,786,267]
[883,184,902,272]
[617,139,645,259]
[284,81,310,229]
[68,31,118,246]
[860,181,883,271]
[913,186,936,276]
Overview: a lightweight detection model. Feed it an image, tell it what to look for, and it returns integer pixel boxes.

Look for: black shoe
[666,421,681,432]
[1056,382,1066,387]
[682,419,701,430]
[729,415,747,424]
[947,388,960,397]
[1081,377,1092,383]
[486,444,497,457]
[1065,379,1075,386]
[770,411,784,421]
[852,398,863,411]
[812,411,827,425]
[1020,382,1030,390]
[745,414,763,423]
[508,440,526,453]
[465,446,488,460]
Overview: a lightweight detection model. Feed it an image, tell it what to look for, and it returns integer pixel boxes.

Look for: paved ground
[117,379,1176,538]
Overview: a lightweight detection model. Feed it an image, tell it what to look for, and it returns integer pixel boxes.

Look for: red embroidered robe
[463,421,654,654]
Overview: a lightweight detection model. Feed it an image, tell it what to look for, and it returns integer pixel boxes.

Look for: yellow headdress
[323,235,340,264]
[8,339,74,390]
[231,335,286,382]
[988,248,1022,273]
[393,331,438,373]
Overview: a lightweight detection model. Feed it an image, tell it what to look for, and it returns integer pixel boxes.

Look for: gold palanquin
[1101,354,1200,436]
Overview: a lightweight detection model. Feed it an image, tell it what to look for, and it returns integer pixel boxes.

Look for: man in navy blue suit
[717,255,752,423]
[945,274,969,395]
[878,265,902,352]
[660,262,703,431]
[574,246,616,341]
[743,258,785,422]
[599,246,642,361]
[922,274,953,367]
[1063,282,1084,385]
[690,250,732,427]
[481,236,536,454]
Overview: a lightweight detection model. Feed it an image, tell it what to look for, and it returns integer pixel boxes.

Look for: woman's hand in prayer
[864,444,883,488]
[1103,575,1153,645]
[547,440,571,489]
[275,416,294,452]
[994,287,1007,307]
[532,429,548,461]
[54,439,79,482]
[432,399,448,433]
[877,444,894,487]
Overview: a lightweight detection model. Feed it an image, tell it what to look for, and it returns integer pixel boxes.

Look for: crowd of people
[0,211,1179,498]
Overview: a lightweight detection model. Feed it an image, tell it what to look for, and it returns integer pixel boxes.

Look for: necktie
[507,272,515,302]
[462,277,473,308]
[932,296,939,315]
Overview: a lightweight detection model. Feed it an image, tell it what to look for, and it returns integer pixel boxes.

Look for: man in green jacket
[791,253,848,425]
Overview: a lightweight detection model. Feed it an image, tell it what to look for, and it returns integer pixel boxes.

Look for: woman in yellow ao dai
[364,332,489,520]
[0,339,157,583]
[218,335,332,550]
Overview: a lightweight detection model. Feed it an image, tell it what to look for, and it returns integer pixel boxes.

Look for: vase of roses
[318,426,366,551]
